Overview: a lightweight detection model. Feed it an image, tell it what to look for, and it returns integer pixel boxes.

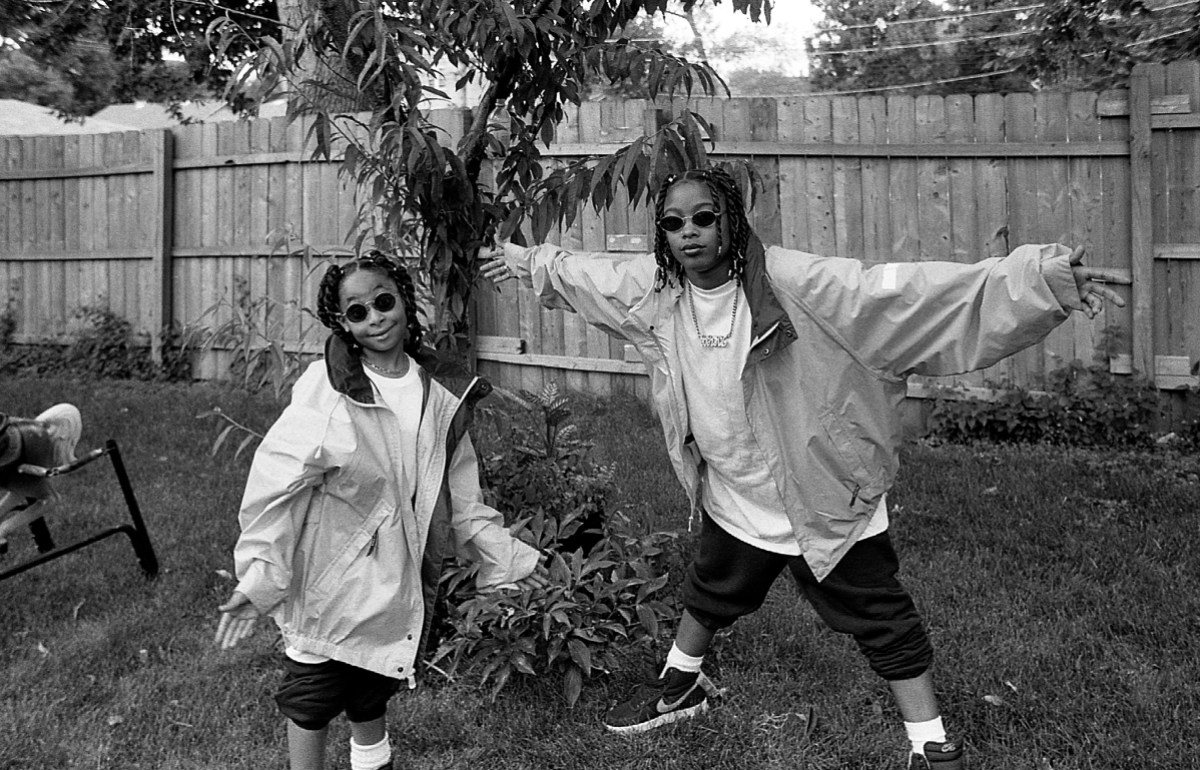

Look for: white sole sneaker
[34,404,82,467]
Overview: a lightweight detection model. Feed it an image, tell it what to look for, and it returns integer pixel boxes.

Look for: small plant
[193,275,317,400]
[481,382,611,555]
[430,508,680,708]
[927,360,1163,447]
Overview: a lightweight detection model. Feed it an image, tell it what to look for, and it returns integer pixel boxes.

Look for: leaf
[567,638,592,674]
[563,664,584,708]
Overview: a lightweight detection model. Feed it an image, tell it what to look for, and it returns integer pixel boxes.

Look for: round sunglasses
[657,209,721,233]
[339,292,398,323]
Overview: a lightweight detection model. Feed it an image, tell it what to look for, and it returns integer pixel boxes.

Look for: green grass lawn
[2,377,1198,770]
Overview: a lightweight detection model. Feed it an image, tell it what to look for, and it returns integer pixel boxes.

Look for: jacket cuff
[234,562,286,614]
[473,529,541,589]
[1039,250,1085,313]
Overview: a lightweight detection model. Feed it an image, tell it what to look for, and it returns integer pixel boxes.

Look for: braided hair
[653,167,752,291]
[316,250,424,357]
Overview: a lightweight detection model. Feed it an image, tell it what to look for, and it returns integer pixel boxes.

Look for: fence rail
[2,61,1198,397]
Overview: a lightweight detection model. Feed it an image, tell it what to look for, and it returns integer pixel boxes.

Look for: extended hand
[214,591,261,650]
[478,245,515,285]
[513,563,551,592]
[1070,246,1127,319]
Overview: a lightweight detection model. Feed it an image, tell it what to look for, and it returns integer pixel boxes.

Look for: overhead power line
[813,29,1032,57]
[814,4,1045,35]
[806,68,1020,96]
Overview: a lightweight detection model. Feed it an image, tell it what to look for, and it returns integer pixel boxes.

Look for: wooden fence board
[858,96,889,260]
[777,97,811,251]
[916,95,951,262]
[887,95,918,257]
[831,96,862,260]
[3,67,1198,403]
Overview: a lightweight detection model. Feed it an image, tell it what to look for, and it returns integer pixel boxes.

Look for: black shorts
[682,512,934,681]
[274,656,401,731]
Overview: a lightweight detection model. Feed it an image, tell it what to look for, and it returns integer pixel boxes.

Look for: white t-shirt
[675,280,888,556]
[286,354,423,665]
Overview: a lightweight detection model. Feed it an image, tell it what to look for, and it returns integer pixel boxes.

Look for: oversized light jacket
[233,335,540,680]
[501,235,1084,581]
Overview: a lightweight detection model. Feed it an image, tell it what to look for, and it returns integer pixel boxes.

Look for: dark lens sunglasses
[658,210,721,233]
[340,292,397,323]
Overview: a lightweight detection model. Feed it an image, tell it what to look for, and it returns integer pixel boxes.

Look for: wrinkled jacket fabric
[233,336,539,679]
[503,236,1080,580]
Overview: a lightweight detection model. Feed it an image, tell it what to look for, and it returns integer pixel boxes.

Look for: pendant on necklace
[698,334,730,348]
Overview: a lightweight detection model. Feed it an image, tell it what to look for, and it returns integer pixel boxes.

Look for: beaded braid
[653,167,753,291]
[316,251,424,357]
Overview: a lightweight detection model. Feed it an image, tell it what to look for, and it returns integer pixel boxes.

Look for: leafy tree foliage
[808,0,1200,95]
[212,0,768,358]
[2,0,278,116]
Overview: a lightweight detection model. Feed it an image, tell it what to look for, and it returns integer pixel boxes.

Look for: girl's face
[337,268,407,358]
[661,179,733,289]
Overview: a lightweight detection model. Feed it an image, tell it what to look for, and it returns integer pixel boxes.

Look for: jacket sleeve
[502,242,658,340]
[772,243,1080,378]
[232,365,339,613]
[445,431,540,588]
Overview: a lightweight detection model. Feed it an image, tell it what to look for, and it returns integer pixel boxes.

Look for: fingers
[479,255,515,284]
[1069,245,1087,266]
[215,612,257,649]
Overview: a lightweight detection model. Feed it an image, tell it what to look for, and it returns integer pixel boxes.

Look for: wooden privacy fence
[1,61,1198,398]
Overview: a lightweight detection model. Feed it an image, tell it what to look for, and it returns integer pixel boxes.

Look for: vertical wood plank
[886,95,918,259]
[915,95,951,261]
[1005,93,1040,387]
[1129,65,1155,380]
[777,98,811,251]
[148,130,175,363]
[1035,92,1074,374]
[830,96,862,260]
[1099,91,1133,369]
[1067,92,1104,366]
[945,95,976,264]
[803,96,836,256]
[858,96,890,261]
[62,135,81,339]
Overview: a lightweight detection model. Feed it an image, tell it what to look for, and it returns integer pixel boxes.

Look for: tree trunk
[277,0,363,118]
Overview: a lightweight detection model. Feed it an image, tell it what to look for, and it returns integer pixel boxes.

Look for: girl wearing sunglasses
[480,166,1124,769]
[215,251,546,770]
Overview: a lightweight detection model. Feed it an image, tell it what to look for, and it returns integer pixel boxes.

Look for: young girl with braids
[215,251,545,770]
[480,166,1124,769]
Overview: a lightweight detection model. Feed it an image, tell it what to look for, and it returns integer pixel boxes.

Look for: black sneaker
[908,739,964,770]
[604,667,709,734]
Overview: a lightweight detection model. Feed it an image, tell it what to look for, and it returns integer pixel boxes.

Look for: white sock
[662,643,704,675]
[904,716,947,755]
[350,733,391,770]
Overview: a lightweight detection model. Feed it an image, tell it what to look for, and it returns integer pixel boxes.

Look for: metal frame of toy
[0,439,159,581]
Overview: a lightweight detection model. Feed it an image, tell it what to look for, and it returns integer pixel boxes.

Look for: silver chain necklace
[687,281,739,348]
[362,357,408,376]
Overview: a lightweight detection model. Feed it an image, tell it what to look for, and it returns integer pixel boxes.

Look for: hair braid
[653,167,752,291]
[316,251,425,357]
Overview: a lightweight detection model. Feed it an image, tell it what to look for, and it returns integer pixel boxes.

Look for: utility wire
[805,68,1020,96]
[814,4,1044,35]
[812,30,1032,57]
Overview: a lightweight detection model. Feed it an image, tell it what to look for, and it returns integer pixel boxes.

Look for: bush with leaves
[927,360,1163,447]
[430,507,680,708]
[480,382,612,555]
[0,303,191,382]
[427,383,683,707]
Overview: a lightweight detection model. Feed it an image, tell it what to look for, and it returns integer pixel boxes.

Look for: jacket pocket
[814,407,886,519]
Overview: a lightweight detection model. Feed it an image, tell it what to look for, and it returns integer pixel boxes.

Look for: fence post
[148,129,175,365]
[1128,64,1155,383]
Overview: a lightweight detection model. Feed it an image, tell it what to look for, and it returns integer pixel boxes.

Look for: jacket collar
[740,232,797,359]
[323,334,492,407]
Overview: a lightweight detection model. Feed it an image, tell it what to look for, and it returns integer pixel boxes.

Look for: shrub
[480,382,611,555]
[429,508,680,708]
[431,383,682,707]
[927,360,1163,446]
[0,303,191,382]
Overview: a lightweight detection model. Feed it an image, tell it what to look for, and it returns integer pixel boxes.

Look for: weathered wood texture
[2,62,1199,394]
